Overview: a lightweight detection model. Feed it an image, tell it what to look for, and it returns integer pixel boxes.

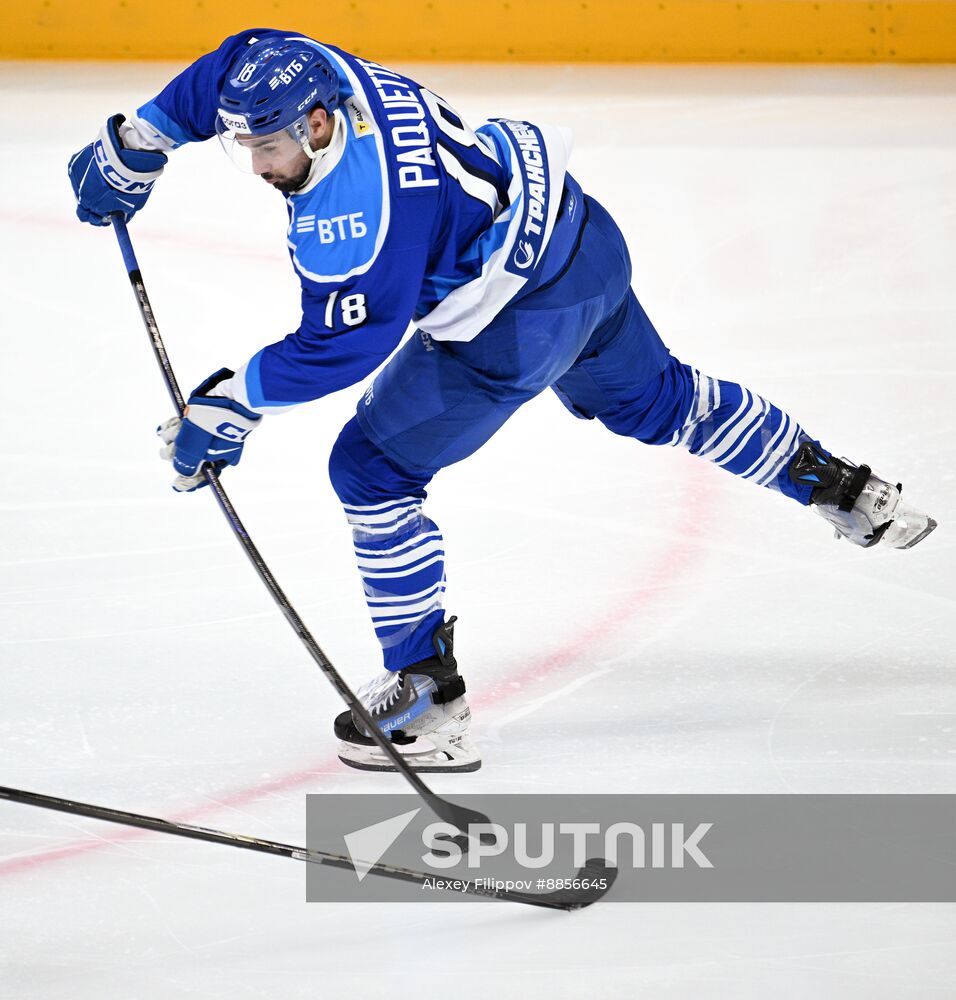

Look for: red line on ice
[0,460,713,879]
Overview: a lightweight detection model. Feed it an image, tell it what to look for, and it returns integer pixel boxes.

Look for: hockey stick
[0,785,616,910]
[108,214,488,836]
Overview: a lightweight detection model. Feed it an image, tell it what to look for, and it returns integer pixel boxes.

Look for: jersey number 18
[324,290,368,329]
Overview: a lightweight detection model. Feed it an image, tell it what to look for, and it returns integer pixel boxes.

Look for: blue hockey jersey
[134,28,585,413]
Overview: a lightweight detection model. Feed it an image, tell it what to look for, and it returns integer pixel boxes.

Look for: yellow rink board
[3,0,956,61]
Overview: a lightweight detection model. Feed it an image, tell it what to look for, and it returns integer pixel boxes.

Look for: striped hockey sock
[343,497,447,671]
[671,369,814,503]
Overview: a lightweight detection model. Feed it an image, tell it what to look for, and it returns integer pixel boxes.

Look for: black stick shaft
[109,215,488,835]
[0,785,600,910]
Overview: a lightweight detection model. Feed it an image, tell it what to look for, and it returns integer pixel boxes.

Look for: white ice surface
[1,60,955,998]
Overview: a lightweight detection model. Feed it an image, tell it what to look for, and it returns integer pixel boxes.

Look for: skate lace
[358,671,405,718]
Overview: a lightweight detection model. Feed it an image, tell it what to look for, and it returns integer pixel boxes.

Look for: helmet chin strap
[302,136,322,161]
[294,112,340,191]
[300,110,337,161]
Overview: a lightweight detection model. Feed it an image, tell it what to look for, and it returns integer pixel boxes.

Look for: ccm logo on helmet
[297,88,319,112]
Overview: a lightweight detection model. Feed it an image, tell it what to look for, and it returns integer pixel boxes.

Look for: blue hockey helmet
[216,37,340,180]
[218,37,339,135]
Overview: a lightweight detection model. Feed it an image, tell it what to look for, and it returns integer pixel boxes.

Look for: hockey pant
[328,195,818,671]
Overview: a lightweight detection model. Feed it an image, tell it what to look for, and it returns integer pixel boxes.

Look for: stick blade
[509,856,618,910]
[555,856,618,910]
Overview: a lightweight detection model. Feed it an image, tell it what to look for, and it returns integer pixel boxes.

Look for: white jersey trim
[122,114,177,154]
[435,144,502,215]
[416,121,572,344]
[291,109,347,197]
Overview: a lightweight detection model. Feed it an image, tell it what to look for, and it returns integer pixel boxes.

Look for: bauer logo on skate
[383,710,412,732]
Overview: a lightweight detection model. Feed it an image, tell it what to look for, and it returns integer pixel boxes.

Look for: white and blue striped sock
[671,369,813,501]
[343,497,447,669]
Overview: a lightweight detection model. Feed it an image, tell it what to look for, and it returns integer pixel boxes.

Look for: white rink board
[1,60,955,998]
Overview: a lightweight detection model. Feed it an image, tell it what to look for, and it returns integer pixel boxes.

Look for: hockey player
[68,29,935,774]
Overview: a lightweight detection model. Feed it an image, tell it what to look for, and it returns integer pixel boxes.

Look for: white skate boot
[789,442,936,549]
[334,617,481,773]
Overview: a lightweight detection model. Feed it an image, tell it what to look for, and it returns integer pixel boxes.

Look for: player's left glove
[157,369,262,493]
[68,114,167,226]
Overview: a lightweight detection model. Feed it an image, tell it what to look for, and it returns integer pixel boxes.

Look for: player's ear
[308,106,329,139]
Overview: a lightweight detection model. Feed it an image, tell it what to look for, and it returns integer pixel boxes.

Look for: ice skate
[334,617,481,773]
[789,442,936,549]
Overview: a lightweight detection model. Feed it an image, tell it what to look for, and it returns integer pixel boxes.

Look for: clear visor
[215,114,315,175]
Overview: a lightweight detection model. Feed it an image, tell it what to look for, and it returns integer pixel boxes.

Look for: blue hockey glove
[157,369,262,493]
[68,114,167,226]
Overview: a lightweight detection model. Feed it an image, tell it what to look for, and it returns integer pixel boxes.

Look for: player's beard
[270,170,311,193]
[262,154,313,193]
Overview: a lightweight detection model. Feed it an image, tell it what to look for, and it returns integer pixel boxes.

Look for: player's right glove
[157,369,262,493]
[68,114,167,226]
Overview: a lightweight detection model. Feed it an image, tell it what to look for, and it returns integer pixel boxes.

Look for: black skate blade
[337,753,482,774]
